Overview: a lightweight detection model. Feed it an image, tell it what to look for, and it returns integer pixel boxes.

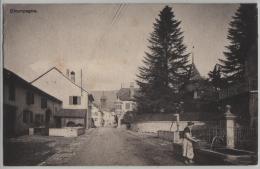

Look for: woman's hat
[188,121,194,126]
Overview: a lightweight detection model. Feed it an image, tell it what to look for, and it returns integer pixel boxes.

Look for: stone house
[3,68,62,137]
[31,67,94,128]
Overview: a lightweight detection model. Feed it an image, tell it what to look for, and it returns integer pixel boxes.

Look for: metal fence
[192,127,257,150]
[234,127,257,148]
[192,127,226,144]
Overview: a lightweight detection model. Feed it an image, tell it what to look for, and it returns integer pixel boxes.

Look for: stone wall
[49,127,85,137]
[130,121,206,133]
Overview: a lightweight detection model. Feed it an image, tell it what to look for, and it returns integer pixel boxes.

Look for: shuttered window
[41,97,47,108]
[69,96,81,105]
[9,82,15,101]
[26,91,34,105]
[23,111,33,124]
[125,103,130,110]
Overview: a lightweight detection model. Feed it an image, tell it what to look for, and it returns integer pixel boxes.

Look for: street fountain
[194,105,257,165]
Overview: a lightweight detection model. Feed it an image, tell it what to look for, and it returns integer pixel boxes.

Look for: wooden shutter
[26,92,30,105]
[69,96,73,105]
[78,96,81,105]
[30,112,33,123]
[31,93,34,104]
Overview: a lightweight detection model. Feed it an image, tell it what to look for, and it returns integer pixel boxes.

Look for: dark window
[41,97,47,108]
[26,92,34,105]
[125,103,130,110]
[8,82,15,101]
[69,96,81,105]
[23,111,33,124]
[35,114,44,125]
[73,96,78,105]
[45,110,51,123]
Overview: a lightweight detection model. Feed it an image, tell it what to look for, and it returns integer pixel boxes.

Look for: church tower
[100,91,107,111]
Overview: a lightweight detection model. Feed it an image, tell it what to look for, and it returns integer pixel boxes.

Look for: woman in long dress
[182,121,197,164]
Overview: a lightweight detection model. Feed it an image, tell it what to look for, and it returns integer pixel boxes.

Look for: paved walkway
[41,127,184,166]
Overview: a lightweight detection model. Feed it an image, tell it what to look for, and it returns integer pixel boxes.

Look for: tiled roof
[55,109,87,118]
[3,68,62,103]
[117,88,139,101]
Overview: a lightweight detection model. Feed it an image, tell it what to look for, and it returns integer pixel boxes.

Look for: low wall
[158,130,175,141]
[131,121,205,133]
[49,127,85,137]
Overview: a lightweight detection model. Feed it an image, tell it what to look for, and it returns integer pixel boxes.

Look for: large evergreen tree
[136,6,189,114]
[219,4,257,85]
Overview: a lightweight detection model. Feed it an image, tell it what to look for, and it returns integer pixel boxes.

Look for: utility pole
[81,69,83,96]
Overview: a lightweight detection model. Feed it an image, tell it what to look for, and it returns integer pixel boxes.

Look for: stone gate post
[224,105,236,149]
[173,113,180,143]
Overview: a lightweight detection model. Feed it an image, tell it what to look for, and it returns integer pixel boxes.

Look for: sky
[3,4,239,91]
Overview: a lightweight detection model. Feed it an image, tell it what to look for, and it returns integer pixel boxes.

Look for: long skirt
[182,138,194,160]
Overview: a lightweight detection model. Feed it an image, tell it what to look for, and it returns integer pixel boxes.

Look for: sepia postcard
[1,1,258,166]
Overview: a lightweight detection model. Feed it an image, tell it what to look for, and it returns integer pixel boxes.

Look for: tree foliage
[136,6,190,114]
[208,64,225,90]
[219,4,257,84]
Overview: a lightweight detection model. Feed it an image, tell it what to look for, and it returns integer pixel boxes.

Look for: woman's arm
[184,132,197,142]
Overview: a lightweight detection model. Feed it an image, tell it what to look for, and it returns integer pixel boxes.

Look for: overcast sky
[4,4,239,91]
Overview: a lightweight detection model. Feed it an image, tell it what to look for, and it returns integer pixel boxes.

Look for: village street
[39,128,184,166]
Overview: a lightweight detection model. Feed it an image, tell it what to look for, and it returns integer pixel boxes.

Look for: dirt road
[48,127,184,166]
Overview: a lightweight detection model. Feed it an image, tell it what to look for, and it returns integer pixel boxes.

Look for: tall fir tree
[136,6,189,114]
[219,4,257,85]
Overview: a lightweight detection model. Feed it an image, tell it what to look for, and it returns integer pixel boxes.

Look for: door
[3,104,17,137]
[55,117,62,128]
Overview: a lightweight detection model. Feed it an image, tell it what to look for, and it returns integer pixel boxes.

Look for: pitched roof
[30,67,89,93]
[3,68,62,103]
[91,90,118,111]
[55,109,87,118]
[190,63,202,81]
[117,88,139,101]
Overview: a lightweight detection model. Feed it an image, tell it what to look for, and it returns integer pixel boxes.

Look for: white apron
[182,128,194,160]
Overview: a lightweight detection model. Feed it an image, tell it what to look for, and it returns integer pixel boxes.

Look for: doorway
[3,104,17,137]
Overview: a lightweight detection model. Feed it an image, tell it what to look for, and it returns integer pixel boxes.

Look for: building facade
[31,67,94,128]
[114,83,137,127]
[91,105,104,127]
[3,68,62,137]
[102,111,115,127]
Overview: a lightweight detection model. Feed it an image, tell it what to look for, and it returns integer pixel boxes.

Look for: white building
[114,83,137,127]
[103,111,115,127]
[31,67,94,128]
[91,105,103,127]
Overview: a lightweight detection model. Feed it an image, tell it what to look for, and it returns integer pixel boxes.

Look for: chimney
[70,71,75,83]
[66,69,70,77]
[130,82,134,99]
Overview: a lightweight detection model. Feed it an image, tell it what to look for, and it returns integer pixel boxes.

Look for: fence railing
[192,127,226,144]
[234,127,257,145]
[192,127,257,148]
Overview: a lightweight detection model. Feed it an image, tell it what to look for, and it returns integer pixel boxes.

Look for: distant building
[100,91,107,111]
[31,67,94,128]
[3,68,62,137]
[114,82,138,127]
[103,111,115,126]
[91,105,103,127]
[91,90,118,111]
